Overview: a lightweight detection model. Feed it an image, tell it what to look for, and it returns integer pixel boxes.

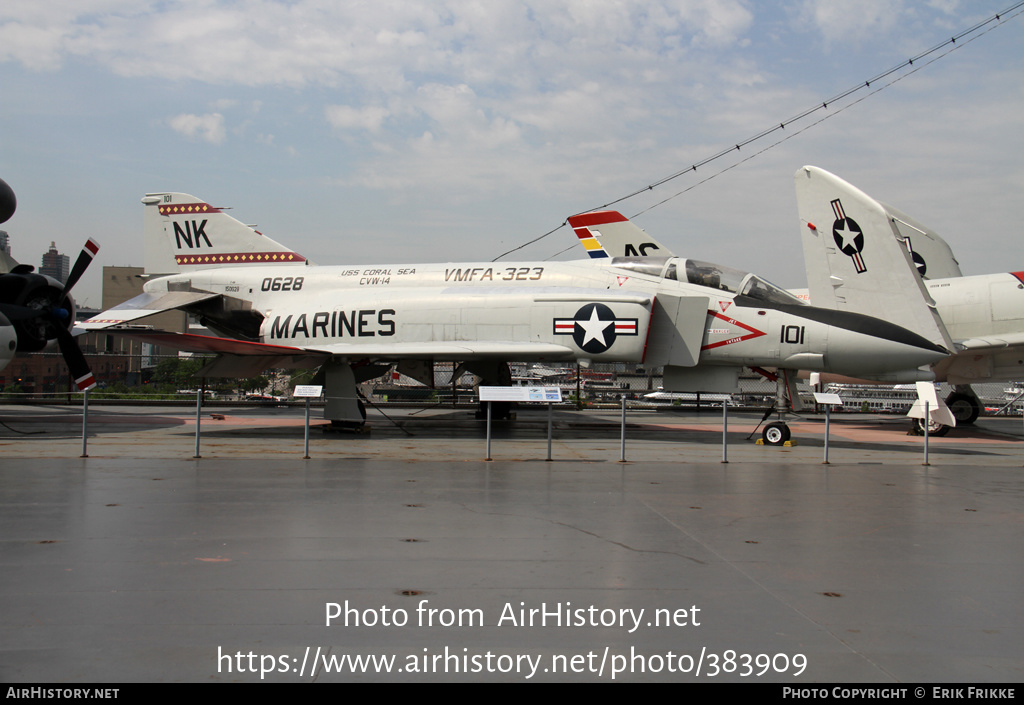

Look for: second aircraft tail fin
[877,202,962,280]
[567,210,676,259]
[795,166,953,353]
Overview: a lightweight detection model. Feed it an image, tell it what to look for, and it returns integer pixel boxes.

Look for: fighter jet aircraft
[82,191,950,442]
[795,165,1024,428]
[0,177,99,391]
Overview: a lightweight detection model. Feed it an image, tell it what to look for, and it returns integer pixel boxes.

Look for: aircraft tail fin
[795,166,954,352]
[141,193,308,275]
[567,210,676,259]
[877,202,962,280]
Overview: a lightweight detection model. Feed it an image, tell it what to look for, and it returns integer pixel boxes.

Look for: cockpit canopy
[610,256,806,307]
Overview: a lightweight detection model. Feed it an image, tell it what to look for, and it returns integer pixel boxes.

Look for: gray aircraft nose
[763,302,949,379]
[824,323,948,379]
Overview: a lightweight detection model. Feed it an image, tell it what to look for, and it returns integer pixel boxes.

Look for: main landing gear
[909,386,979,436]
[911,417,951,437]
[946,387,981,425]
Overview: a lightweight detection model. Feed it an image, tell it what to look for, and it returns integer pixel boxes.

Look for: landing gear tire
[762,422,791,446]
[913,418,951,437]
[946,393,979,425]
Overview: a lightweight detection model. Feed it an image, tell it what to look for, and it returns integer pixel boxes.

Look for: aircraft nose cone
[825,323,948,377]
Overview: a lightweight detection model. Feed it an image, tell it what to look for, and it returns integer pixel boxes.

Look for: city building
[40,241,69,283]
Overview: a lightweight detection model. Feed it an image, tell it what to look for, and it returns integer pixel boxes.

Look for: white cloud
[167,112,226,144]
[325,105,391,133]
[0,22,68,71]
[793,0,962,47]
[0,1,753,86]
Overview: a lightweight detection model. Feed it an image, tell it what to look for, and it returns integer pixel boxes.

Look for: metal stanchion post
[721,399,728,464]
[194,387,202,458]
[923,400,930,466]
[485,401,492,461]
[619,395,626,462]
[303,398,311,459]
[823,404,831,464]
[80,389,89,458]
[546,402,553,462]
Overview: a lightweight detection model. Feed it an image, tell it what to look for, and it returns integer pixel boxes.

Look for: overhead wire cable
[489,2,1024,262]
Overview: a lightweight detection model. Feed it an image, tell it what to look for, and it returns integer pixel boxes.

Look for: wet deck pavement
[1,404,1021,682]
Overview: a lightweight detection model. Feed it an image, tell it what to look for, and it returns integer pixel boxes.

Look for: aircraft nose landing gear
[749,367,800,447]
[762,421,792,446]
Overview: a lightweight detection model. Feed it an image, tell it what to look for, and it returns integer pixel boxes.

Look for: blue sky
[1,0,1021,307]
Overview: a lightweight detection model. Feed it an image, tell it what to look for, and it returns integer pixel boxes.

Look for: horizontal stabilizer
[96,330,309,356]
[81,291,220,329]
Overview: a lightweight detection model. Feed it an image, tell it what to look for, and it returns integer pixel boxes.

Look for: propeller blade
[55,326,96,391]
[61,238,100,296]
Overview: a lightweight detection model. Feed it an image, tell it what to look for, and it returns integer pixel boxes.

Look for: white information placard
[812,392,843,406]
[479,386,562,403]
[293,385,324,398]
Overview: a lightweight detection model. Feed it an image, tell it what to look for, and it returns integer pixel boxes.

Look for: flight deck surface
[1,404,1021,683]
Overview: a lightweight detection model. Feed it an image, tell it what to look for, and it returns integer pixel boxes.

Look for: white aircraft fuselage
[926,271,1024,384]
[80,191,956,426]
[134,255,947,381]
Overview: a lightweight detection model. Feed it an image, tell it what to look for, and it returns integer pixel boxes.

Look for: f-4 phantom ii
[0,177,100,390]
[82,191,951,442]
[796,165,1024,430]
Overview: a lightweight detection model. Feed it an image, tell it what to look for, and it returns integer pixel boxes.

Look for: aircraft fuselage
[926,272,1024,384]
[142,256,947,380]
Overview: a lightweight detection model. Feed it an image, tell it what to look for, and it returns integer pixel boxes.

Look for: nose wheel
[762,421,791,446]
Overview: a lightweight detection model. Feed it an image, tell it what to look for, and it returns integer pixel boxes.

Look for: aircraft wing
[133,328,578,355]
[933,333,1024,385]
[955,332,1024,351]
[81,291,221,329]
[310,341,576,358]
[100,328,579,361]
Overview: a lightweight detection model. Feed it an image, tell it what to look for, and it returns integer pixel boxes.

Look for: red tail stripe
[567,211,629,228]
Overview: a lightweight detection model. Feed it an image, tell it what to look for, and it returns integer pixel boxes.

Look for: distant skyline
[1,1,1021,307]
